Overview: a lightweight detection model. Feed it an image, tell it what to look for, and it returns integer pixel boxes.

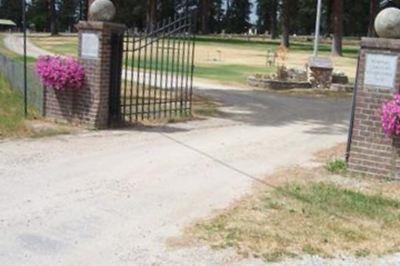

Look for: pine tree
[0,0,22,28]
[28,0,49,32]
[49,0,58,35]
[368,0,378,37]
[200,0,211,34]
[113,0,146,29]
[58,0,79,32]
[256,0,278,38]
[281,0,290,48]
[331,0,343,56]
[147,0,157,31]
[225,0,251,33]
[210,0,224,33]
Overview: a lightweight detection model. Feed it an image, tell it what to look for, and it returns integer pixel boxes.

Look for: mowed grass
[0,74,74,139]
[0,74,29,137]
[29,34,359,85]
[30,35,78,57]
[186,147,400,262]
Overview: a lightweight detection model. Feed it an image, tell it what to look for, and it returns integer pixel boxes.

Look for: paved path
[0,84,352,266]
[4,34,55,58]
[3,33,245,92]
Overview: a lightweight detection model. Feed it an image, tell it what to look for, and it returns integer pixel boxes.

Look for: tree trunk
[79,0,88,21]
[326,0,332,37]
[281,0,290,48]
[201,0,210,34]
[269,0,278,39]
[368,0,379,37]
[331,0,343,56]
[147,0,157,31]
[50,0,58,36]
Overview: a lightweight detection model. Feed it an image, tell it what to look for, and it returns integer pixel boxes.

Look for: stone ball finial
[374,7,400,38]
[89,0,116,22]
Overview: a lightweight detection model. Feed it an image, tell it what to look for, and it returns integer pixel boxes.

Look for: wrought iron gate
[115,11,196,124]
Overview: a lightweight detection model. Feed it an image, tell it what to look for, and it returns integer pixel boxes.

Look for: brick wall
[348,38,400,179]
[44,21,125,128]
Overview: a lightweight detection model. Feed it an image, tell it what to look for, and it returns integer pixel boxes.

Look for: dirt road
[0,86,351,265]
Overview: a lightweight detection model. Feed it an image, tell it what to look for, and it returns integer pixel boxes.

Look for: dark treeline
[0,0,380,55]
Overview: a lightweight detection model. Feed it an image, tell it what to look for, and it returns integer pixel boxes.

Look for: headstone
[308,57,333,69]
[308,57,333,89]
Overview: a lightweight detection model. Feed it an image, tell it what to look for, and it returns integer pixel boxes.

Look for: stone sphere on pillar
[89,0,116,22]
[374,7,400,38]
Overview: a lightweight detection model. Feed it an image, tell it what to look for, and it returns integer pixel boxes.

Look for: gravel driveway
[0,85,352,266]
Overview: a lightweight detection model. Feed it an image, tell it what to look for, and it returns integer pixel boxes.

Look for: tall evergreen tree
[113,0,146,29]
[200,0,211,33]
[0,0,22,28]
[49,0,58,35]
[210,0,224,33]
[225,0,251,33]
[256,0,278,37]
[58,0,79,32]
[281,0,291,48]
[368,0,378,37]
[331,0,343,56]
[147,0,157,31]
[28,0,49,32]
[160,0,175,21]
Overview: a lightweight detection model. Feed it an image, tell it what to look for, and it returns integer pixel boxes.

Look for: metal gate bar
[119,11,196,123]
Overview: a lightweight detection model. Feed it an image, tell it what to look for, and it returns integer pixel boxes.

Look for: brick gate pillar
[44,21,125,128]
[348,38,400,179]
[75,21,125,128]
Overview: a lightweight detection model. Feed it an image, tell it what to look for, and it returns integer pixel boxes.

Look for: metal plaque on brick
[364,53,398,89]
[81,32,99,59]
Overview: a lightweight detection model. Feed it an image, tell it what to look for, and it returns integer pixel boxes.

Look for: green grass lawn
[0,74,73,139]
[125,53,275,85]
[0,74,29,138]
[29,34,359,85]
[195,36,359,59]
[195,64,275,84]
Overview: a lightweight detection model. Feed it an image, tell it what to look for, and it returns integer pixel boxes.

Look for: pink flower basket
[35,56,85,91]
[381,94,400,137]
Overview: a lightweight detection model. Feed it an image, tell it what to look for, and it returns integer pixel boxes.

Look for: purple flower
[381,94,400,137]
[35,56,85,91]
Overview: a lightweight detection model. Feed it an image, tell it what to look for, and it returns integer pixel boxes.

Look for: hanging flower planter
[35,56,85,91]
[381,94,400,137]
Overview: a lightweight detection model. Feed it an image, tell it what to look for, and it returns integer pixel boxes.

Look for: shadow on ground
[109,87,351,136]
[196,88,352,135]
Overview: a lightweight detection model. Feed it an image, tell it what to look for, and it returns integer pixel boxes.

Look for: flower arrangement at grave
[36,56,85,91]
[381,93,400,137]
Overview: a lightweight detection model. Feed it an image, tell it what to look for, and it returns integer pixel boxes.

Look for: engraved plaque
[81,32,99,59]
[364,53,398,89]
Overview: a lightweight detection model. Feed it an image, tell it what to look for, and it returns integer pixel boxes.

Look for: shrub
[381,94,400,137]
[35,56,85,90]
